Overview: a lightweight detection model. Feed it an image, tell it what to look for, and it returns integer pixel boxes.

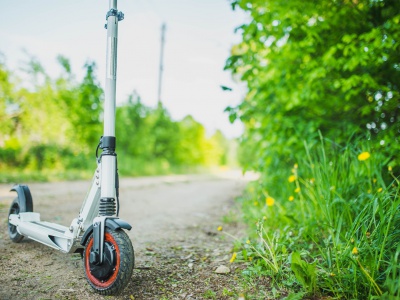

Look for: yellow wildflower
[330,273,336,277]
[266,197,275,206]
[358,151,370,161]
[229,252,237,263]
[246,240,250,244]
[377,188,383,193]
[288,196,294,201]
[352,247,358,255]
[295,187,301,193]
[388,166,393,172]
[217,226,223,231]
[288,175,296,183]
[263,216,267,220]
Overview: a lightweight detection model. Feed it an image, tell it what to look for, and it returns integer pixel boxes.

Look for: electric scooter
[7,0,134,295]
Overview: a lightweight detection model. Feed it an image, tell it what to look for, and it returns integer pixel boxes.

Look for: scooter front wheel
[83,228,134,295]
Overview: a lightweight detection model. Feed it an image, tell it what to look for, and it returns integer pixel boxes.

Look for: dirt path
[0,171,255,300]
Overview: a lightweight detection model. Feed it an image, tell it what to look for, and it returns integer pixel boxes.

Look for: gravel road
[0,171,255,300]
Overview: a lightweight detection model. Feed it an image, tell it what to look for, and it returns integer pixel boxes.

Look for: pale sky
[0,0,248,138]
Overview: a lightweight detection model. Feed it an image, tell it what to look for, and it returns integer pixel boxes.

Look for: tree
[0,52,231,176]
[62,61,103,152]
[176,115,209,166]
[116,91,154,159]
[0,56,14,143]
[0,56,21,167]
[150,102,180,163]
[226,0,400,170]
[210,130,229,166]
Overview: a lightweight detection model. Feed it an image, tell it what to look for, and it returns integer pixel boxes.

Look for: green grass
[203,289,217,299]
[231,139,400,299]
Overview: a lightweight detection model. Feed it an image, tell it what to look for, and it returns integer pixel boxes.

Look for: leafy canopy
[226,0,400,170]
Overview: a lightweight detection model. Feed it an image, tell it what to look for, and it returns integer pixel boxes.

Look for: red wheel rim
[85,232,120,288]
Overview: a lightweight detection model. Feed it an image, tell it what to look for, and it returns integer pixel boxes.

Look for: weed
[222,288,234,296]
[203,289,217,299]
[232,139,400,298]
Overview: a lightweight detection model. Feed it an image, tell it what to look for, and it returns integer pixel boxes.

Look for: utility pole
[157,23,166,106]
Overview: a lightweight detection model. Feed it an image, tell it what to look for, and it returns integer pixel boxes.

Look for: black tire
[83,228,134,295]
[8,198,24,243]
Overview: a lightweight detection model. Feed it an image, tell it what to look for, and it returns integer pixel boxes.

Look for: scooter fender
[80,218,132,246]
[10,184,33,212]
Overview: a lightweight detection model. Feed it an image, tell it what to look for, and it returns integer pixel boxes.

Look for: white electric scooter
[7,0,134,295]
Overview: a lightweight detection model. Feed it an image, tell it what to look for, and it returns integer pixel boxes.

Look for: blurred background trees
[0,54,232,181]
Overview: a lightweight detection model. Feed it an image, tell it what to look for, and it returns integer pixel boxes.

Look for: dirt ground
[0,171,256,300]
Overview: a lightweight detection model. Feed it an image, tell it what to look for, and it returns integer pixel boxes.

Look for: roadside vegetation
[227,140,399,299]
[224,0,400,298]
[0,55,234,182]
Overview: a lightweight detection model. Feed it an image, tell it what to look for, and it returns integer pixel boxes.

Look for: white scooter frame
[7,0,134,295]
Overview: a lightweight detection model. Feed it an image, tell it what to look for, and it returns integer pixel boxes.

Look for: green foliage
[210,130,230,166]
[235,140,400,298]
[151,103,181,163]
[290,252,316,293]
[68,61,103,150]
[225,1,400,298]
[226,0,400,172]
[0,54,233,181]
[203,289,217,299]
[0,58,14,139]
[176,115,208,166]
[282,292,306,300]
[116,91,153,161]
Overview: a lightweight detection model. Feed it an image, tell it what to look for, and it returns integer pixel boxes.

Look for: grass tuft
[233,139,400,299]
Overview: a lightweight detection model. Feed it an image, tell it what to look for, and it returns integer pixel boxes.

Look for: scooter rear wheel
[8,198,24,243]
[83,228,134,295]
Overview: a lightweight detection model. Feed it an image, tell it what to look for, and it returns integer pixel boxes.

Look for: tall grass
[236,139,400,299]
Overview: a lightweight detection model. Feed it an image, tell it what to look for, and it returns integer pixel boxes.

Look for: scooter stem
[100,0,124,202]
[104,0,119,137]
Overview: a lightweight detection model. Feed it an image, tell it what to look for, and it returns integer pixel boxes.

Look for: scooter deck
[9,212,76,253]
